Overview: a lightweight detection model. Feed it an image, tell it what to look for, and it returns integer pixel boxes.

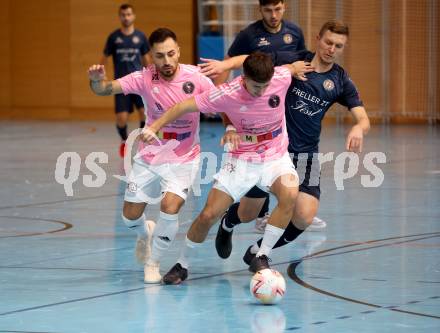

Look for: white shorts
[124,157,200,204]
[213,152,298,202]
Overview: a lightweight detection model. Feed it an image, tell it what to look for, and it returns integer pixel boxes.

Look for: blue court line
[288,232,440,320]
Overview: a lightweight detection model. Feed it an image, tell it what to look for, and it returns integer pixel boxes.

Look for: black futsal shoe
[215,215,233,259]
[162,263,188,285]
[243,246,256,266]
[249,255,271,273]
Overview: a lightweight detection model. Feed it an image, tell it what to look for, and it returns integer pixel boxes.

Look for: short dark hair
[319,20,349,37]
[119,4,134,12]
[149,28,177,47]
[259,0,284,6]
[243,52,274,83]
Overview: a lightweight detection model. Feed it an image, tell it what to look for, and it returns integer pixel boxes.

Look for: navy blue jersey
[227,20,305,58]
[104,29,150,79]
[279,51,363,153]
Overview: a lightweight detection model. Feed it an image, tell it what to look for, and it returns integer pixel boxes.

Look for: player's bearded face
[316,31,347,65]
[152,38,180,78]
[260,3,285,30]
[119,9,135,28]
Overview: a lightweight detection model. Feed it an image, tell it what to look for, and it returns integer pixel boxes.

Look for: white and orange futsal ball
[250,269,286,304]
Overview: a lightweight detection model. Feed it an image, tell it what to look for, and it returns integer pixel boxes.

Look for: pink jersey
[118,64,214,164]
[195,66,292,162]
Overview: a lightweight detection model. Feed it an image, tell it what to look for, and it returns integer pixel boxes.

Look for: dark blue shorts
[244,152,321,200]
[114,94,144,113]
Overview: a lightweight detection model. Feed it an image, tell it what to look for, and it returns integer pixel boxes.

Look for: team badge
[283,34,293,44]
[323,79,335,91]
[132,36,140,44]
[183,81,195,94]
[268,95,280,108]
[127,182,138,193]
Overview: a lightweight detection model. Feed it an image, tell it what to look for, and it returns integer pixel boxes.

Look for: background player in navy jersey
[100,3,151,157]
[208,0,326,232]
[202,20,370,266]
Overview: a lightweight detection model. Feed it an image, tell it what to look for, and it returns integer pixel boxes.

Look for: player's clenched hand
[141,127,159,144]
[88,65,106,81]
[220,129,241,151]
[198,58,227,79]
[345,124,363,153]
[291,61,315,81]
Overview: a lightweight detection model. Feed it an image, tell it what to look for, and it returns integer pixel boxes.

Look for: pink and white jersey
[118,64,214,164]
[195,66,292,162]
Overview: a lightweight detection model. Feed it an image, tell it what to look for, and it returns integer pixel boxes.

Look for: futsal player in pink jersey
[141,52,302,284]
[88,28,214,283]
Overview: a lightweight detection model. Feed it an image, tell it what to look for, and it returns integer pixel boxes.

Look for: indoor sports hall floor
[0,121,439,333]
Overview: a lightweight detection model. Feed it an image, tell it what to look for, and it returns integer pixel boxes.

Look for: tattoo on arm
[90,80,113,96]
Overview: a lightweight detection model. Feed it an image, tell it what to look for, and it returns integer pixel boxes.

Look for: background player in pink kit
[88,28,214,283]
[141,52,303,284]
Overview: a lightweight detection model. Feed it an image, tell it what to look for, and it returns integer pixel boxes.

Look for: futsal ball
[250,269,286,304]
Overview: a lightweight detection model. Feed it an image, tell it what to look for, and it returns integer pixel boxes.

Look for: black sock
[140,120,145,128]
[224,203,242,229]
[258,195,270,218]
[116,125,128,141]
[256,223,304,249]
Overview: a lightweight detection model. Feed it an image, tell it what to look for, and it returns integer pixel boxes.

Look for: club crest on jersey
[132,36,140,44]
[268,95,280,108]
[323,79,335,91]
[183,81,195,94]
[283,34,293,44]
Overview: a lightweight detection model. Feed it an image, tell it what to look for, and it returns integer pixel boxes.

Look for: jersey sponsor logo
[155,102,164,111]
[268,95,281,108]
[132,36,140,44]
[257,37,271,47]
[183,81,195,94]
[283,33,293,44]
[115,37,123,44]
[323,79,335,91]
[291,100,323,117]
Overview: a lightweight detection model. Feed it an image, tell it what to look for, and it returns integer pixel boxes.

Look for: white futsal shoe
[135,220,156,264]
[306,216,327,231]
[144,261,162,284]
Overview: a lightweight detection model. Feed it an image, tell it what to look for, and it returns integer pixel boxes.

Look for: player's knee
[160,198,182,215]
[278,190,297,212]
[199,207,220,225]
[293,208,316,229]
[122,202,143,220]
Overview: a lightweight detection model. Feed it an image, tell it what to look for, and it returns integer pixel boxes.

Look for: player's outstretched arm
[345,106,370,153]
[198,55,248,81]
[141,97,199,144]
[88,64,122,96]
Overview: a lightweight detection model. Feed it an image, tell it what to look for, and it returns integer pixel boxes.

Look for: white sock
[256,224,284,257]
[250,243,260,254]
[122,214,147,238]
[149,211,179,264]
[177,236,202,269]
